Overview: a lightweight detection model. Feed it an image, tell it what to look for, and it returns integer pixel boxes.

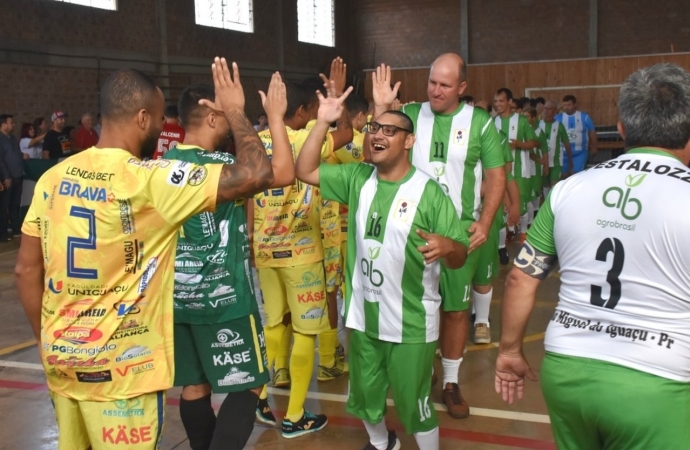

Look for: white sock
[414,427,439,450]
[498,227,506,249]
[527,201,535,225]
[363,420,389,450]
[543,186,551,198]
[472,288,492,325]
[519,213,529,235]
[441,357,463,385]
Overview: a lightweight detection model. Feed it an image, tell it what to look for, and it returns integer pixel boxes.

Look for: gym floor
[0,239,557,450]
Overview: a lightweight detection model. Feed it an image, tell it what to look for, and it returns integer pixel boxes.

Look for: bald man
[372,54,506,420]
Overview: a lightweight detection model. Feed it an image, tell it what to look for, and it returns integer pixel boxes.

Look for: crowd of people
[12,50,690,450]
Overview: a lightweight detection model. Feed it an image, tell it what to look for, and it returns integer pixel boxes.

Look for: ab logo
[361,247,384,287]
[602,174,644,220]
[433,165,449,194]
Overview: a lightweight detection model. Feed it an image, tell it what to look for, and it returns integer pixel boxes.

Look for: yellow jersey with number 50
[22,147,221,401]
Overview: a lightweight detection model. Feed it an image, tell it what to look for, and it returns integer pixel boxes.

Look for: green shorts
[346,330,438,434]
[531,170,542,200]
[549,165,562,184]
[440,247,479,312]
[541,352,690,450]
[473,211,501,286]
[173,312,269,393]
[515,176,531,216]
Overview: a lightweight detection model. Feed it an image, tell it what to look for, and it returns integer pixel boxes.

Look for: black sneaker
[498,248,509,265]
[361,430,401,450]
[255,397,277,426]
[281,410,327,438]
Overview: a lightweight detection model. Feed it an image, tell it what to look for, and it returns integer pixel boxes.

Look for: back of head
[523,107,537,119]
[299,77,327,97]
[346,94,369,116]
[100,69,159,123]
[619,63,690,151]
[286,82,316,119]
[178,83,214,128]
[164,105,179,119]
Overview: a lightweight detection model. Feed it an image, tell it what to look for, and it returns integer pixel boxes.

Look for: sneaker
[0,235,11,243]
[317,359,349,381]
[474,323,491,344]
[498,248,509,265]
[442,382,469,419]
[272,368,291,388]
[335,343,345,362]
[255,397,277,426]
[281,410,328,438]
[361,430,401,450]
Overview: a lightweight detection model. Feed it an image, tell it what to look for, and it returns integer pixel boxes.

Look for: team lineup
[13,50,690,450]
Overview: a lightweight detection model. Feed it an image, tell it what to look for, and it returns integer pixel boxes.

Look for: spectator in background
[74,112,99,150]
[33,117,48,136]
[19,123,45,159]
[0,114,23,240]
[460,95,475,105]
[534,97,546,119]
[42,111,72,160]
[555,95,597,174]
[254,112,268,131]
[94,112,102,135]
[152,105,185,159]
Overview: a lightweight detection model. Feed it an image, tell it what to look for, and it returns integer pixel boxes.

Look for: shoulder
[401,102,424,115]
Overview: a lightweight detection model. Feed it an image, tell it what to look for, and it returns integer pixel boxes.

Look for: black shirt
[43,129,72,159]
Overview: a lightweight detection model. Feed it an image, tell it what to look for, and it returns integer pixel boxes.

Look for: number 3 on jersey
[590,237,624,309]
[67,206,98,279]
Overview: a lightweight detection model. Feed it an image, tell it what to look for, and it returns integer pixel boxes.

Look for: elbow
[259,166,275,191]
[445,244,468,269]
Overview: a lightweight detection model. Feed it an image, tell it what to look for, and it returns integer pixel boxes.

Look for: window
[194,0,254,33]
[297,0,335,47]
[50,0,117,10]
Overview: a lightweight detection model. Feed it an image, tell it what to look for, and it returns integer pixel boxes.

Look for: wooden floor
[0,238,558,450]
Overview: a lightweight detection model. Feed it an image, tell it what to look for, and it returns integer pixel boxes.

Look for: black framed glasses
[365,121,413,136]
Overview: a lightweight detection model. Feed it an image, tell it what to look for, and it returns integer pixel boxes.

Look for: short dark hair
[523,107,537,119]
[460,95,474,104]
[619,63,690,150]
[0,114,13,125]
[536,97,545,105]
[164,105,179,119]
[529,98,538,108]
[100,69,160,122]
[299,77,327,98]
[379,110,414,133]
[345,94,369,116]
[496,88,513,101]
[562,94,577,103]
[20,123,33,138]
[286,82,316,118]
[177,83,214,128]
[64,125,75,136]
[33,117,45,129]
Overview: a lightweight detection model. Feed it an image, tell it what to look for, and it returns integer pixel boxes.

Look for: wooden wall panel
[364,53,690,125]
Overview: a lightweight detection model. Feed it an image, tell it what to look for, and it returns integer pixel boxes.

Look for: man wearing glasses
[372,54,506,418]
[295,81,469,450]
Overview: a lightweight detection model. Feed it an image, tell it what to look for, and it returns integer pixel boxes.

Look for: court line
[0,360,550,424]
[0,339,36,356]
[0,248,18,257]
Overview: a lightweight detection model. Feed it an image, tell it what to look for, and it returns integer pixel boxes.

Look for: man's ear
[405,133,416,150]
[136,109,149,130]
[616,121,626,140]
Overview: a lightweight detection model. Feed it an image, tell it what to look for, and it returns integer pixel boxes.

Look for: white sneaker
[474,323,491,344]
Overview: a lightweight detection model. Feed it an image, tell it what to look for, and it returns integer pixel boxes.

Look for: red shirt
[153,123,185,159]
[74,127,99,149]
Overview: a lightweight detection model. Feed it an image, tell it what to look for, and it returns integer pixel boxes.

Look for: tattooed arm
[199,58,274,204]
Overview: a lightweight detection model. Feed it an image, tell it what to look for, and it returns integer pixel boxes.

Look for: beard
[140,130,158,159]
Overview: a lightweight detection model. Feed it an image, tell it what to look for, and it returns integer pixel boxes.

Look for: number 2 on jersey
[66,206,98,279]
[590,237,624,309]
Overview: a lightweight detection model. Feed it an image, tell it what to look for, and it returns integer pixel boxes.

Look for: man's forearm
[266,115,295,188]
[15,267,44,341]
[295,120,330,186]
[500,268,539,353]
[443,240,468,269]
[507,179,519,208]
[479,167,506,229]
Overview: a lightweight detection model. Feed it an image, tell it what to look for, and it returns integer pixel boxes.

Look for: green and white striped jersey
[402,102,505,229]
[494,113,538,180]
[320,164,469,343]
[538,120,570,169]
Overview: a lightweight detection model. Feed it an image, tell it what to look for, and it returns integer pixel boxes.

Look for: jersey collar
[627,147,682,162]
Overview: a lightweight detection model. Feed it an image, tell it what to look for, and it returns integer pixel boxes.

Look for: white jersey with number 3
[526,149,690,382]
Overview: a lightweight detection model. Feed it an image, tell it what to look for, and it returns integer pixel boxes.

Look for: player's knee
[182,383,212,400]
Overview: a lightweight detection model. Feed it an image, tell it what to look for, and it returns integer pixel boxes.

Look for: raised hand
[316,80,354,124]
[372,63,401,108]
[320,57,347,96]
[199,57,245,116]
[259,72,287,120]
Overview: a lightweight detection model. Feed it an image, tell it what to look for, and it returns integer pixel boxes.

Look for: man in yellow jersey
[248,73,353,438]
[14,58,276,450]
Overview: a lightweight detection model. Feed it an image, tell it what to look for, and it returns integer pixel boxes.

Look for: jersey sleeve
[558,123,569,144]
[479,116,505,169]
[320,162,356,204]
[145,160,223,226]
[526,188,557,255]
[426,182,469,248]
[521,117,538,142]
[500,135,515,182]
[583,113,595,131]
[22,178,47,237]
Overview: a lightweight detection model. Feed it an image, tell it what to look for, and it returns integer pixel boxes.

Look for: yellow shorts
[50,390,165,450]
[257,261,330,334]
[324,246,342,293]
